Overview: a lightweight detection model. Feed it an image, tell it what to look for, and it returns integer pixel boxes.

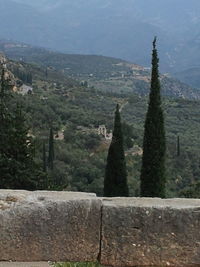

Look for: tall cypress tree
[48,127,54,170]
[104,104,129,197]
[140,37,166,198]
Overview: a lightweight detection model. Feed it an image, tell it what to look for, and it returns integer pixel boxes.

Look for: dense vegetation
[0,68,46,189]
[0,49,200,197]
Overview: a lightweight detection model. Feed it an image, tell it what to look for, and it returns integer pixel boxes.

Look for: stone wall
[0,190,200,266]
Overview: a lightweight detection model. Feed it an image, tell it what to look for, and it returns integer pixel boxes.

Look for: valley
[1,44,200,197]
[1,1,200,265]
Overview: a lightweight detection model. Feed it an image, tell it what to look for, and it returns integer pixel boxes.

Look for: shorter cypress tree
[48,127,54,170]
[43,141,47,172]
[177,135,180,157]
[104,104,129,197]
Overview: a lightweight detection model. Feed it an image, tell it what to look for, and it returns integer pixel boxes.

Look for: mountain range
[1,40,199,100]
[1,0,200,76]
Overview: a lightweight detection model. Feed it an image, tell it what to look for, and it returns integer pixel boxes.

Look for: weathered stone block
[0,190,101,262]
[100,197,200,266]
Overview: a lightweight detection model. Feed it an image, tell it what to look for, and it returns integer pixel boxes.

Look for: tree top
[153,37,157,50]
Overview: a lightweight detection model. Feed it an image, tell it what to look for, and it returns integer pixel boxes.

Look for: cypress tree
[140,37,166,198]
[177,135,180,157]
[43,141,47,172]
[48,127,54,170]
[0,68,9,147]
[104,104,129,197]
[0,67,47,190]
[9,104,37,189]
[45,68,48,78]
[27,72,32,85]
[0,68,14,188]
[0,67,38,189]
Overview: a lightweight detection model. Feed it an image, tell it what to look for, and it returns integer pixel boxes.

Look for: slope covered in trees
[0,53,200,197]
[1,41,199,100]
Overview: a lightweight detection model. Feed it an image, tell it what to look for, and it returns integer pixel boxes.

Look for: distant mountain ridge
[1,40,199,100]
[1,0,200,74]
[173,68,200,89]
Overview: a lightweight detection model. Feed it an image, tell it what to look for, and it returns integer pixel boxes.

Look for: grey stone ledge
[0,191,200,266]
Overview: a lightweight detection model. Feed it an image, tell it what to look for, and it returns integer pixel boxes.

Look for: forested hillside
[1,41,199,100]
[1,52,200,197]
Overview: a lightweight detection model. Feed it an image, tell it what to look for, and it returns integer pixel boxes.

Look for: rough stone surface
[0,263,50,267]
[1,191,200,266]
[100,197,200,267]
[0,190,101,262]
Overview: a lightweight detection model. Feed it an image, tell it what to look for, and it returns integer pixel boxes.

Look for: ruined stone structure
[0,190,200,266]
[97,125,112,140]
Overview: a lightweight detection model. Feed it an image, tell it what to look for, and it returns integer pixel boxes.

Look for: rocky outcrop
[0,53,16,90]
[1,191,200,266]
